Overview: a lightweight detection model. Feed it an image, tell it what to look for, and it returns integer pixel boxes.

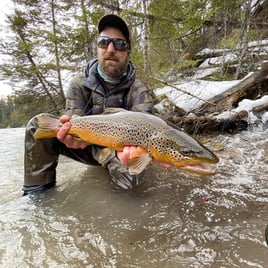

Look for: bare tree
[142,0,150,83]
[235,0,253,79]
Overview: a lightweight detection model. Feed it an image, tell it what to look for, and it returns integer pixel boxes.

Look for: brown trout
[34,109,219,175]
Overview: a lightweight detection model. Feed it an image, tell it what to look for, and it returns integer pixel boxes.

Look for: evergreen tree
[0,0,103,117]
[147,0,217,75]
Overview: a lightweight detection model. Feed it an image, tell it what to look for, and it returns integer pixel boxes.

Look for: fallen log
[195,62,268,115]
[167,110,249,134]
[252,102,268,113]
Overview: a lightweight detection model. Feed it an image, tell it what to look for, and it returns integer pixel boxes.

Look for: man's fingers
[117,146,171,169]
[117,146,131,165]
[59,115,71,123]
[56,119,88,149]
[57,122,71,141]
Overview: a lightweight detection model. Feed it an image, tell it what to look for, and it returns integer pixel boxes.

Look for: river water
[0,127,267,267]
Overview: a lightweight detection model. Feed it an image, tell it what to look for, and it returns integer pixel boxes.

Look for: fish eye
[180,148,201,156]
[180,148,192,156]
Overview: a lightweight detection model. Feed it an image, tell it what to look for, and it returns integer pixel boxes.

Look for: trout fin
[98,148,115,165]
[34,114,61,139]
[128,147,152,175]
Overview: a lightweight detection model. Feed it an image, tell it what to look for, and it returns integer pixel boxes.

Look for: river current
[0,127,267,267]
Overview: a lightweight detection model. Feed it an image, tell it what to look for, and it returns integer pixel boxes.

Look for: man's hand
[117,145,138,166]
[57,115,88,149]
[117,145,171,169]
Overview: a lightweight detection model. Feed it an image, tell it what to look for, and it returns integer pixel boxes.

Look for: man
[23,14,154,195]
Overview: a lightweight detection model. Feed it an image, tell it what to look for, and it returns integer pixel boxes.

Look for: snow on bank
[192,53,238,80]
[198,39,268,56]
[154,42,268,127]
[154,79,241,113]
[154,76,268,125]
[216,95,268,124]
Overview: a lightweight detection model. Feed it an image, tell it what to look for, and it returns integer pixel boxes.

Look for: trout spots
[149,133,191,163]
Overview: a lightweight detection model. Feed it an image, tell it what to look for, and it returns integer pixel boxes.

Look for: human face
[97,27,129,78]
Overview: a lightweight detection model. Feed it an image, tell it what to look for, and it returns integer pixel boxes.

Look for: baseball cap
[98,14,131,50]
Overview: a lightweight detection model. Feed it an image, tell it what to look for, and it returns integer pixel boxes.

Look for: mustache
[104,53,118,61]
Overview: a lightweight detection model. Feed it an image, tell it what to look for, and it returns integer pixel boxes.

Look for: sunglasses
[97,36,129,51]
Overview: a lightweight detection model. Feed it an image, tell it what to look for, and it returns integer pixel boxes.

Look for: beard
[99,53,129,78]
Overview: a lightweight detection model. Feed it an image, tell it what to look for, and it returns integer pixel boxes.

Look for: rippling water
[0,127,267,267]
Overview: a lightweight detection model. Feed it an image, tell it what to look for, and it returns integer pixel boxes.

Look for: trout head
[149,129,219,176]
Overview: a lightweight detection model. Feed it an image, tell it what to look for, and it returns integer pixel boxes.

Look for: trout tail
[34,114,62,139]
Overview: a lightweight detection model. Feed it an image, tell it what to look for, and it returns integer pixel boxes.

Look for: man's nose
[106,41,116,52]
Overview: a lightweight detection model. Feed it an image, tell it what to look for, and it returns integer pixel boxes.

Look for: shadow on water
[0,128,267,267]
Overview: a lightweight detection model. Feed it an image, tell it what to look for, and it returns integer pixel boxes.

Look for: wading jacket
[65,58,154,116]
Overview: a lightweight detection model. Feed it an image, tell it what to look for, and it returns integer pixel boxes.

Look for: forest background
[0,0,267,128]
